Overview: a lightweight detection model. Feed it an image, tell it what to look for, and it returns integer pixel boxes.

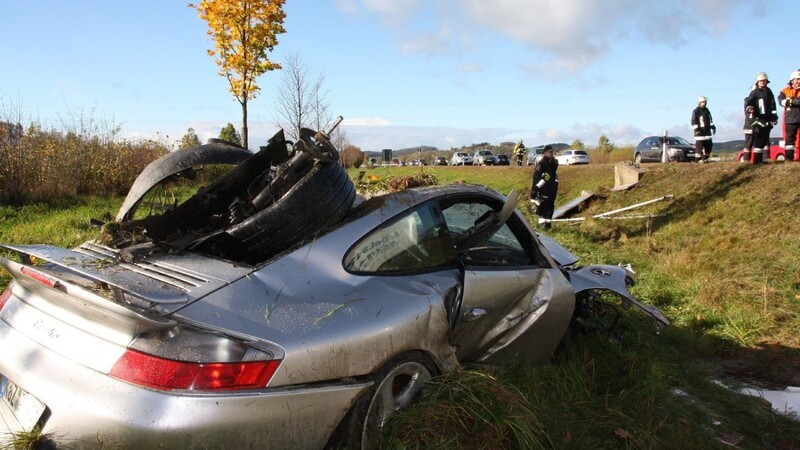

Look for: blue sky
[1,0,795,151]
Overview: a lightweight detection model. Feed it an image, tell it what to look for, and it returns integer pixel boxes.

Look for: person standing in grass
[514,140,526,166]
[691,96,716,163]
[777,70,800,162]
[744,71,779,164]
[530,145,558,230]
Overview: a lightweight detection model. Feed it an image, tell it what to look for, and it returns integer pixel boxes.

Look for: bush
[0,118,169,205]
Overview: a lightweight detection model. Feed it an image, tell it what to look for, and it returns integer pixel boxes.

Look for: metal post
[662,129,669,163]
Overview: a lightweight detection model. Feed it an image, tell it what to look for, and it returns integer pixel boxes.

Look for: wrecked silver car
[0,125,668,449]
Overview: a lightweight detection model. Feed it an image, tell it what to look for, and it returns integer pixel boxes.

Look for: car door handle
[462,307,487,322]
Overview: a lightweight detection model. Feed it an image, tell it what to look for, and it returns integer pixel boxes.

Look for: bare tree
[273,53,331,141]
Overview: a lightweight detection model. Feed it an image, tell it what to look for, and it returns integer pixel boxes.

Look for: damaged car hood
[536,232,669,327]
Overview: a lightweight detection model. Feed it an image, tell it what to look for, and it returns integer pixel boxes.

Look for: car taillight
[109,325,283,391]
[0,286,11,311]
[110,349,281,391]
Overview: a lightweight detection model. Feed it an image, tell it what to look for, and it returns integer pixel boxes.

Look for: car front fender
[567,263,669,327]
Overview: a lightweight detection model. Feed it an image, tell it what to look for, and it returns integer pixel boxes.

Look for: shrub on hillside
[0,121,169,205]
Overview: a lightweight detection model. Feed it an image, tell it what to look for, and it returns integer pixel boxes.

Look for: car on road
[496,154,510,166]
[736,137,787,162]
[434,156,448,166]
[556,149,590,165]
[450,152,473,166]
[634,136,696,163]
[473,149,498,166]
[527,145,545,165]
[0,129,669,449]
[527,143,570,165]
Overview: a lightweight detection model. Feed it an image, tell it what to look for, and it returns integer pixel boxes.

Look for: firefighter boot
[741,150,750,163]
[752,148,764,165]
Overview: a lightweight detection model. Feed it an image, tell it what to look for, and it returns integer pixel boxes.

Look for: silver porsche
[0,128,668,449]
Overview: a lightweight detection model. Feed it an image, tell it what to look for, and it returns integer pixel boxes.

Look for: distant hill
[713,140,745,153]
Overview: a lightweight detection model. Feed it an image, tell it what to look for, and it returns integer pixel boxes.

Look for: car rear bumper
[0,319,368,449]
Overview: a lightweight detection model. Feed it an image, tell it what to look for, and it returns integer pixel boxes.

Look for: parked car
[0,129,669,449]
[527,145,545,165]
[527,143,570,165]
[556,149,590,165]
[736,137,786,162]
[450,152,473,165]
[634,136,696,163]
[419,159,428,166]
[496,154,510,166]
[473,149,498,166]
[434,156,448,166]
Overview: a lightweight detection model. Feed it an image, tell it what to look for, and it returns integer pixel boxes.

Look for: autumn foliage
[0,120,168,205]
[190,0,286,149]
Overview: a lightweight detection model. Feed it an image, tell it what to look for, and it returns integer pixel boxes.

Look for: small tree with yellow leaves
[190,0,286,150]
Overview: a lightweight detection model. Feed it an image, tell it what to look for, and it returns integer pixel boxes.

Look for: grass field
[1,160,799,449]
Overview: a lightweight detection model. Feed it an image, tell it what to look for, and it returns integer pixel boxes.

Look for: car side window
[440,200,537,267]
[344,201,456,274]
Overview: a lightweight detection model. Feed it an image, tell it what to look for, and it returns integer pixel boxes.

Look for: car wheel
[634,153,642,165]
[210,159,355,264]
[328,352,437,449]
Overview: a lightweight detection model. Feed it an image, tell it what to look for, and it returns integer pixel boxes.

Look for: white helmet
[698,96,707,104]
[790,70,800,81]
[755,71,769,83]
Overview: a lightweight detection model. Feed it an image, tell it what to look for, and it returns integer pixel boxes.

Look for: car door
[439,197,575,366]
[646,137,662,161]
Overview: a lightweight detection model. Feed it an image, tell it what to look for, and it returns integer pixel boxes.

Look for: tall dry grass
[0,105,169,205]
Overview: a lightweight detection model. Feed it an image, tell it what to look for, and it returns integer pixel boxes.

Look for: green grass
[2,161,800,449]
[354,161,800,448]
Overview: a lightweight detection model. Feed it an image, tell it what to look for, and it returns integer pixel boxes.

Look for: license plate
[0,374,47,430]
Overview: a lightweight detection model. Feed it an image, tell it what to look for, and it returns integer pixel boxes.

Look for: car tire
[327,352,437,449]
[634,153,642,165]
[220,159,355,263]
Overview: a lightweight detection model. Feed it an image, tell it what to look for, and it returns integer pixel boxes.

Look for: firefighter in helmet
[744,71,779,164]
[691,96,715,163]
[778,70,800,161]
[513,140,526,166]
[530,145,559,229]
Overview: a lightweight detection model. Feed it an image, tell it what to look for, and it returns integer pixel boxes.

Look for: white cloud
[344,117,392,126]
[339,0,755,73]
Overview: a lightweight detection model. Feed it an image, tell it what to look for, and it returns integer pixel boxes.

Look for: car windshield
[479,151,492,156]
[664,137,691,146]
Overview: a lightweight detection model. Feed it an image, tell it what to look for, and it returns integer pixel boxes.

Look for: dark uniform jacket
[744,87,778,129]
[778,85,800,125]
[691,106,714,140]
[532,157,559,197]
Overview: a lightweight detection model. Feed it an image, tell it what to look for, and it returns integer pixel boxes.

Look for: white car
[450,152,473,166]
[556,149,590,165]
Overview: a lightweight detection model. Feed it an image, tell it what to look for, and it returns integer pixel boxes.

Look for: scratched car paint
[0,126,668,449]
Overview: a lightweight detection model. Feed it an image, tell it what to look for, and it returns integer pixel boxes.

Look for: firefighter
[777,70,800,162]
[513,140,526,166]
[691,96,716,163]
[530,145,558,230]
[741,90,755,163]
[744,71,779,164]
